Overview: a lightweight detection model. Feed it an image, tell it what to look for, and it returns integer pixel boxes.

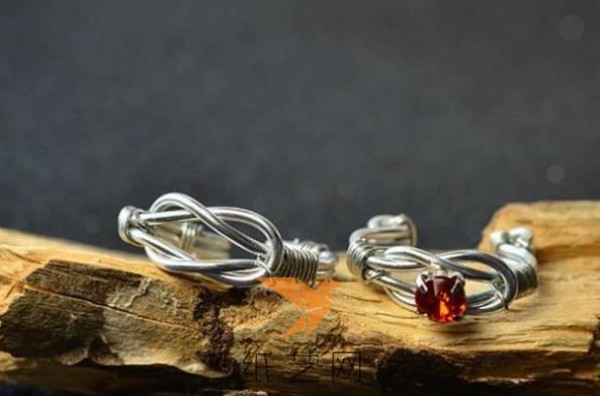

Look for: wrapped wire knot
[347,214,538,317]
[118,192,338,287]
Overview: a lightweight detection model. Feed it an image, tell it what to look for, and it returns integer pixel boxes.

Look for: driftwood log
[0,202,599,395]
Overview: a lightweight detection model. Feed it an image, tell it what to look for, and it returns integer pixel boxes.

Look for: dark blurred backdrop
[1,0,599,251]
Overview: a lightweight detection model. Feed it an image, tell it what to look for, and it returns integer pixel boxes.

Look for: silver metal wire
[118,192,338,287]
[347,214,538,315]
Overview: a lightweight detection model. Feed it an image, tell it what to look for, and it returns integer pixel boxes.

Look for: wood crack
[0,201,599,394]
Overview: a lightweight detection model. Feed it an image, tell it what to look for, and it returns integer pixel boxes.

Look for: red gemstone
[415,275,467,323]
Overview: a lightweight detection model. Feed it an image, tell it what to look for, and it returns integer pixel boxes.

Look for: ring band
[347,214,538,323]
[118,192,338,287]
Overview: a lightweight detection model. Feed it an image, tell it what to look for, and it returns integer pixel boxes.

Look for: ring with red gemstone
[347,214,538,324]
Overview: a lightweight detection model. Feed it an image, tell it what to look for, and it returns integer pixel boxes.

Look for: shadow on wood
[0,202,598,395]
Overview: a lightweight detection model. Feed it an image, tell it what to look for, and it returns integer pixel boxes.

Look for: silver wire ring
[118,192,338,287]
[346,214,538,318]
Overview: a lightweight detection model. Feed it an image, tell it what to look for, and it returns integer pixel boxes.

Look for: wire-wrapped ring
[347,214,538,321]
[119,193,338,287]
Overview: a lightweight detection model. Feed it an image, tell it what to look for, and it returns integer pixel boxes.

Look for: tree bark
[0,202,598,395]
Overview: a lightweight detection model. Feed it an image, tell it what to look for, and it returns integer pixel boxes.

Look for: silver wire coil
[347,214,538,315]
[118,192,338,287]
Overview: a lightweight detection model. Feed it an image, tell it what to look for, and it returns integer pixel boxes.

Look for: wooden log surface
[0,202,598,395]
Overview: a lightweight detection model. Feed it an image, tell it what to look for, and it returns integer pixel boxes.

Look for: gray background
[1,0,599,251]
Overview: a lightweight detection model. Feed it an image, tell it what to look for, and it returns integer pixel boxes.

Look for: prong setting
[414,269,468,324]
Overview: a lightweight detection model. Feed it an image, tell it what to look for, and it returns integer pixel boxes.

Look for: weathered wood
[0,201,598,395]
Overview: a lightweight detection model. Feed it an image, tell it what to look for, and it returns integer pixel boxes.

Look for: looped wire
[346,214,538,315]
[118,192,337,287]
[490,227,538,299]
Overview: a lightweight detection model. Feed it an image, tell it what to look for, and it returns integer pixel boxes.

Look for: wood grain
[0,201,598,395]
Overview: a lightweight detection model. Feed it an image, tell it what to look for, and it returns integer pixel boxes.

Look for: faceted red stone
[415,275,467,323]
